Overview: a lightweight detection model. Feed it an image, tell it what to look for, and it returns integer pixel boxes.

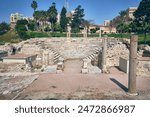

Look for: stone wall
[81,59,101,74]
[137,59,150,77]
[98,41,129,69]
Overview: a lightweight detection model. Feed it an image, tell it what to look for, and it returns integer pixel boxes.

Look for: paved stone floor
[15,60,150,100]
[64,59,82,74]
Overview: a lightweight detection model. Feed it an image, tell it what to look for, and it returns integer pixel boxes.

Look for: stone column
[42,51,49,66]
[67,24,71,41]
[101,35,107,72]
[99,28,101,38]
[128,35,138,95]
[84,27,88,39]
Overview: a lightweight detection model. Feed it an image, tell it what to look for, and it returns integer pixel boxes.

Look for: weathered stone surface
[0,75,38,95]
[138,44,150,51]
[57,62,64,70]
[56,70,63,74]
[58,57,64,62]
[99,41,129,68]
[81,68,88,74]
[137,60,150,76]
[88,65,101,74]
[43,65,57,73]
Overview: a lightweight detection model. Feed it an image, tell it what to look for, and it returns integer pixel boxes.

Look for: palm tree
[31,0,38,12]
[33,10,48,31]
[47,2,58,32]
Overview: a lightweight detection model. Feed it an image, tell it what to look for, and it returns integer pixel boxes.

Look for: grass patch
[107,33,131,39]
[1,31,150,45]
[107,33,150,45]
[28,31,49,38]
[0,30,20,44]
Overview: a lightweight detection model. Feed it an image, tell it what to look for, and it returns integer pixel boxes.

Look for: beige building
[100,25,116,34]
[127,7,137,19]
[10,13,24,29]
[104,20,110,26]
[87,24,116,34]
[10,13,33,29]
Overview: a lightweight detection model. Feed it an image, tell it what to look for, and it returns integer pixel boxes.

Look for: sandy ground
[13,60,150,100]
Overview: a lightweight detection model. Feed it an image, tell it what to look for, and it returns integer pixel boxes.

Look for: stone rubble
[0,37,150,76]
[0,75,38,95]
[106,42,129,67]
[137,60,150,77]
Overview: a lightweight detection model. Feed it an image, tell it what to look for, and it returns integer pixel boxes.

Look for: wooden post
[128,35,138,95]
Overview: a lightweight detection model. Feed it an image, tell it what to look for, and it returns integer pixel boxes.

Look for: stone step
[52,51,58,54]
[88,56,93,60]
[53,59,59,63]
[54,54,60,59]
[89,54,95,59]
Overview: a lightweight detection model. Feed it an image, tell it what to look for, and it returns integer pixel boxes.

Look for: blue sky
[0,0,141,25]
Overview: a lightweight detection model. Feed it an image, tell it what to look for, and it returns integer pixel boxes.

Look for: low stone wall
[107,42,129,67]
[137,58,150,77]
[81,59,101,74]
[119,57,129,73]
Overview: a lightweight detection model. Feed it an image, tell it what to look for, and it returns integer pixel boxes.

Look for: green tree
[54,23,62,32]
[31,0,38,12]
[110,10,131,27]
[28,20,36,31]
[90,29,96,33]
[128,21,137,33]
[33,10,48,31]
[15,20,29,40]
[47,2,58,32]
[0,22,10,35]
[71,5,85,33]
[134,0,150,44]
[60,7,68,32]
[116,23,129,38]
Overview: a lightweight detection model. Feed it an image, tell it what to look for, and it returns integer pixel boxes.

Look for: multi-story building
[87,24,116,34]
[104,20,110,26]
[10,13,33,29]
[10,13,23,29]
[127,7,137,19]
[100,25,116,34]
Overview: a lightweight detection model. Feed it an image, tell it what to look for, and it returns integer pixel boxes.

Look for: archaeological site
[0,36,150,100]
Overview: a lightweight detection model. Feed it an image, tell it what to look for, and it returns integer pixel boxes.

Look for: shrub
[0,41,5,45]
[51,32,66,37]
[44,26,51,32]
[18,31,30,40]
[29,32,49,38]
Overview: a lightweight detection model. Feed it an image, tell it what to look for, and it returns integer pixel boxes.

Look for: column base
[127,92,138,96]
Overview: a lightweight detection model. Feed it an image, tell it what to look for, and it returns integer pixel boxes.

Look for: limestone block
[3,90,10,95]
[119,57,129,73]
[57,70,63,74]
[58,57,64,62]
[57,62,64,70]
[44,65,57,73]
[83,61,88,68]
[81,68,88,74]
[88,65,102,74]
